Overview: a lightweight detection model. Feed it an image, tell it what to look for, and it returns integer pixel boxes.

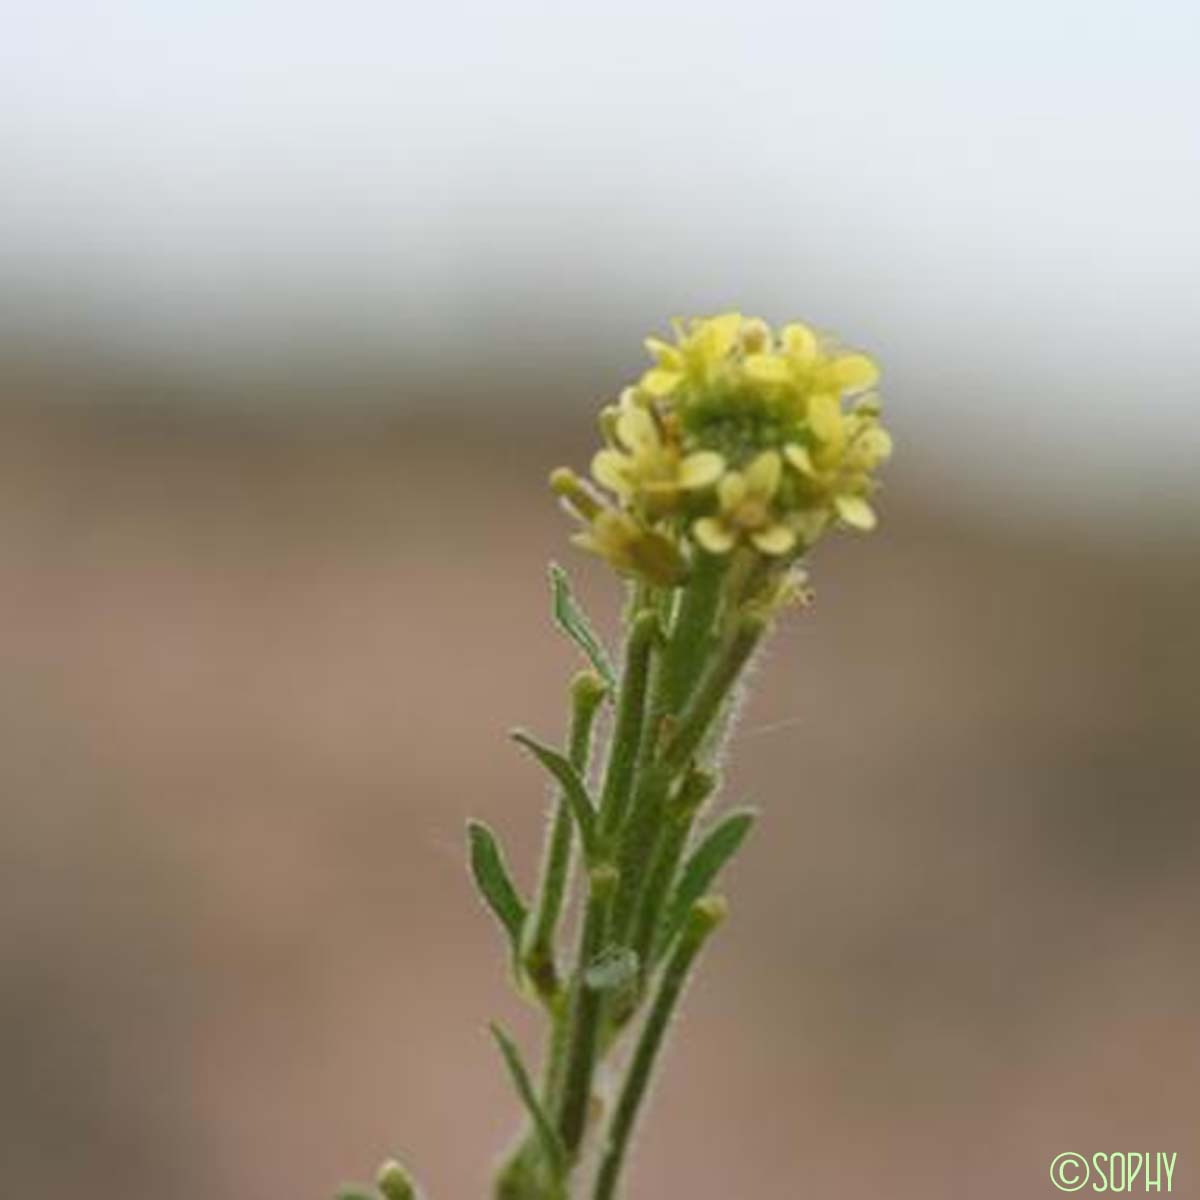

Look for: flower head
[554,313,891,588]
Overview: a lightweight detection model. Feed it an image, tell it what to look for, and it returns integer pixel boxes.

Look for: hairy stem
[654,550,727,716]
[661,615,764,773]
[555,863,618,1156]
[627,767,716,981]
[597,609,658,840]
[611,614,763,943]
[591,897,727,1200]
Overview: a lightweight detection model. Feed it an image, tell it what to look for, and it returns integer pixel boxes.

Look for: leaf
[657,809,755,960]
[512,731,598,863]
[467,820,528,959]
[549,563,616,690]
[584,945,639,992]
[490,1022,567,1182]
[334,1189,376,1200]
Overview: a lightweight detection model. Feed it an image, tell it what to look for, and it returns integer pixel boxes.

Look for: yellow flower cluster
[554,312,891,587]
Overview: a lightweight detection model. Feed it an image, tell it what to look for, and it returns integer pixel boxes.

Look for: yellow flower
[780,322,878,390]
[572,508,687,586]
[692,450,797,557]
[639,312,744,399]
[591,399,724,512]
[784,403,893,532]
[744,324,879,428]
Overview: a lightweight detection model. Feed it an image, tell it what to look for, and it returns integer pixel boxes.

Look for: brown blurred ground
[1,388,1197,1200]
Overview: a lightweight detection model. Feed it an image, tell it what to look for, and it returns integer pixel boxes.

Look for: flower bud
[377,1158,420,1200]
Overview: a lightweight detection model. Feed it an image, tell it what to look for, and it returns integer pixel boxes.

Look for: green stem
[610,614,763,943]
[556,863,618,1156]
[604,562,728,944]
[661,615,765,774]
[591,897,727,1200]
[499,606,659,1196]
[627,768,716,981]
[608,762,671,944]
[524,671,607,1002]
[654,551,727,716]
[597,609,658,840]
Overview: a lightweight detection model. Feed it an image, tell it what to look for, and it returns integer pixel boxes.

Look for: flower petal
[616,404,660,452]
[826,353,879,392]
[751,523,797,556]
[704,312,744,359]
[677,451,725,489]
[743,353,791,385]
[640,367,683,398]
[693,517,736,555]
[717,470,748,512]
[784,443,817,476]
[834,494,877,530]
[781,322,818,365]
[644,338,683,371]
[807,392,843,445]
[592,449,632,495]
[744,450,782,499]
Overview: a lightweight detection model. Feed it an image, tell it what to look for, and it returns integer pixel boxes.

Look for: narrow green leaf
[549,563,616,690]
[467,820,528,958]
[490,1022,568,1183]
[334,1188,376,1200]
[584,945,639,992]
[512,731,598,863]
[657,809,755,960]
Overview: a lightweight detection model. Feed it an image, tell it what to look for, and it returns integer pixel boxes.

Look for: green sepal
[656,809,755,961]
[512,730,598,864]
[467,820,528,962]
[549,563,616,691]
[490,1022,568,1187]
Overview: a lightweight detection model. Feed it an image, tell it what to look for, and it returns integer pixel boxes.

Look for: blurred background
[2,3,1198,1197]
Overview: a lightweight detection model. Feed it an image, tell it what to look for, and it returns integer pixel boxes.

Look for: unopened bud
[740,317,772,354]
[377,1158,420,1200]
[549,467,601,520]
[597,404,621,443]
[685,895,728,941]
[570,669,608,712]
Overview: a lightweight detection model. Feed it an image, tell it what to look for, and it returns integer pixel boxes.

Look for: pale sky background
[2,1,1198,521]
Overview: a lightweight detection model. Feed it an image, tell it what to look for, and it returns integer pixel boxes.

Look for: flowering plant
[338,312,892,1200]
